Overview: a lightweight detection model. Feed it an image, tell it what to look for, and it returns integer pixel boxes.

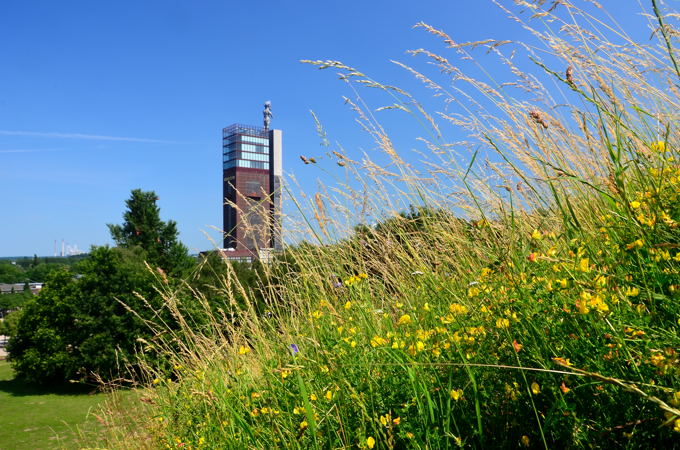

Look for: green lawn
[0,360,111,449]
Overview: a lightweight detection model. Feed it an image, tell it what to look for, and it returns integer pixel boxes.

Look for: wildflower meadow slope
[97,1,679,448]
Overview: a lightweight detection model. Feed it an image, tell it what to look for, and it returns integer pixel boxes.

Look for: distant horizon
[0,251,211,260]
[0,254,89,260]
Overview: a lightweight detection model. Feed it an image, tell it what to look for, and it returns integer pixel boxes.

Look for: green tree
[108,189,193,275]
[25,263,64,282]
[8,247,159,384]
[0,262,25,283]
[0,290,32,314]
[0,309,23,338]
[7,270,81,383]
[8,189,197,384]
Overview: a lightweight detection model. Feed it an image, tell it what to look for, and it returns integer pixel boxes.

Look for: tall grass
[97,1,679,448]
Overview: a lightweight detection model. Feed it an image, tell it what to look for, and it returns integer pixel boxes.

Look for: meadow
[0,360,112,449]
[91,1,680,448]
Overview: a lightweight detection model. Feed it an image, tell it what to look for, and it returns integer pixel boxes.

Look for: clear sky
[0,0,660,256]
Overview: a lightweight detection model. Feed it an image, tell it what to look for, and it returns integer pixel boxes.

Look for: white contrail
[0,148,61,153]
[0,130,178,144]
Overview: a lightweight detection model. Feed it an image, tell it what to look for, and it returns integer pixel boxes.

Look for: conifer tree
[108,189,192,274]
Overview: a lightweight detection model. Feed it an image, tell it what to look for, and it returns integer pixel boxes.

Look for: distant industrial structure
[221,102,282,262]
[53,239,85,257]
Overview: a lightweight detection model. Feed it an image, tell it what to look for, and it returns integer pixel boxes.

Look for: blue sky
[0,0,659,256]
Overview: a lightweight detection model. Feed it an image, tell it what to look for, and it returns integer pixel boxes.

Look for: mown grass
[0,360,114,449]
[95,1,680,448]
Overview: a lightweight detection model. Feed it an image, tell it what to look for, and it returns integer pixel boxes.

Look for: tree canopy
[7,188,276,384]
[108,189,192,275]
[7,246,159,384]
[8,189,196,384]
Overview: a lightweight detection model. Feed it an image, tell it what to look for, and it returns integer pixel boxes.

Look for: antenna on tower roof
[263,101,273,131]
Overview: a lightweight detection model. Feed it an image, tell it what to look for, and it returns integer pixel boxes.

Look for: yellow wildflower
[625,287,640,297]
[450,388,463,401]
[650,353,666,367]
[652,141,666,152]
[593,295,609,313]
[521,435,530,447]
[552,357,571,366]
[238,346,250,355]
[671,391,680,407]
[531,229,542,240]
[531,382,540,395]
[626,239,644,250]
[325,390,332,401]
[449,303,468,315]
[367,437,375,449]
[474,218,489,228]
[629,201,641,209]
[344,301,352,310]
[578,258,590,272]
[370,336,387,347]
[495,317,510,329]
[397,314,412,325]
[440,314,454,324]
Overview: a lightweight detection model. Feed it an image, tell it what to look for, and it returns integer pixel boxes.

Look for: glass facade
[223,126,270,171]
[242,136,269,145]
[223,152,269,162]
[223,160,269,170]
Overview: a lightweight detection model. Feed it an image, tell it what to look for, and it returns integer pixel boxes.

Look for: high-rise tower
[222,104,282,262]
